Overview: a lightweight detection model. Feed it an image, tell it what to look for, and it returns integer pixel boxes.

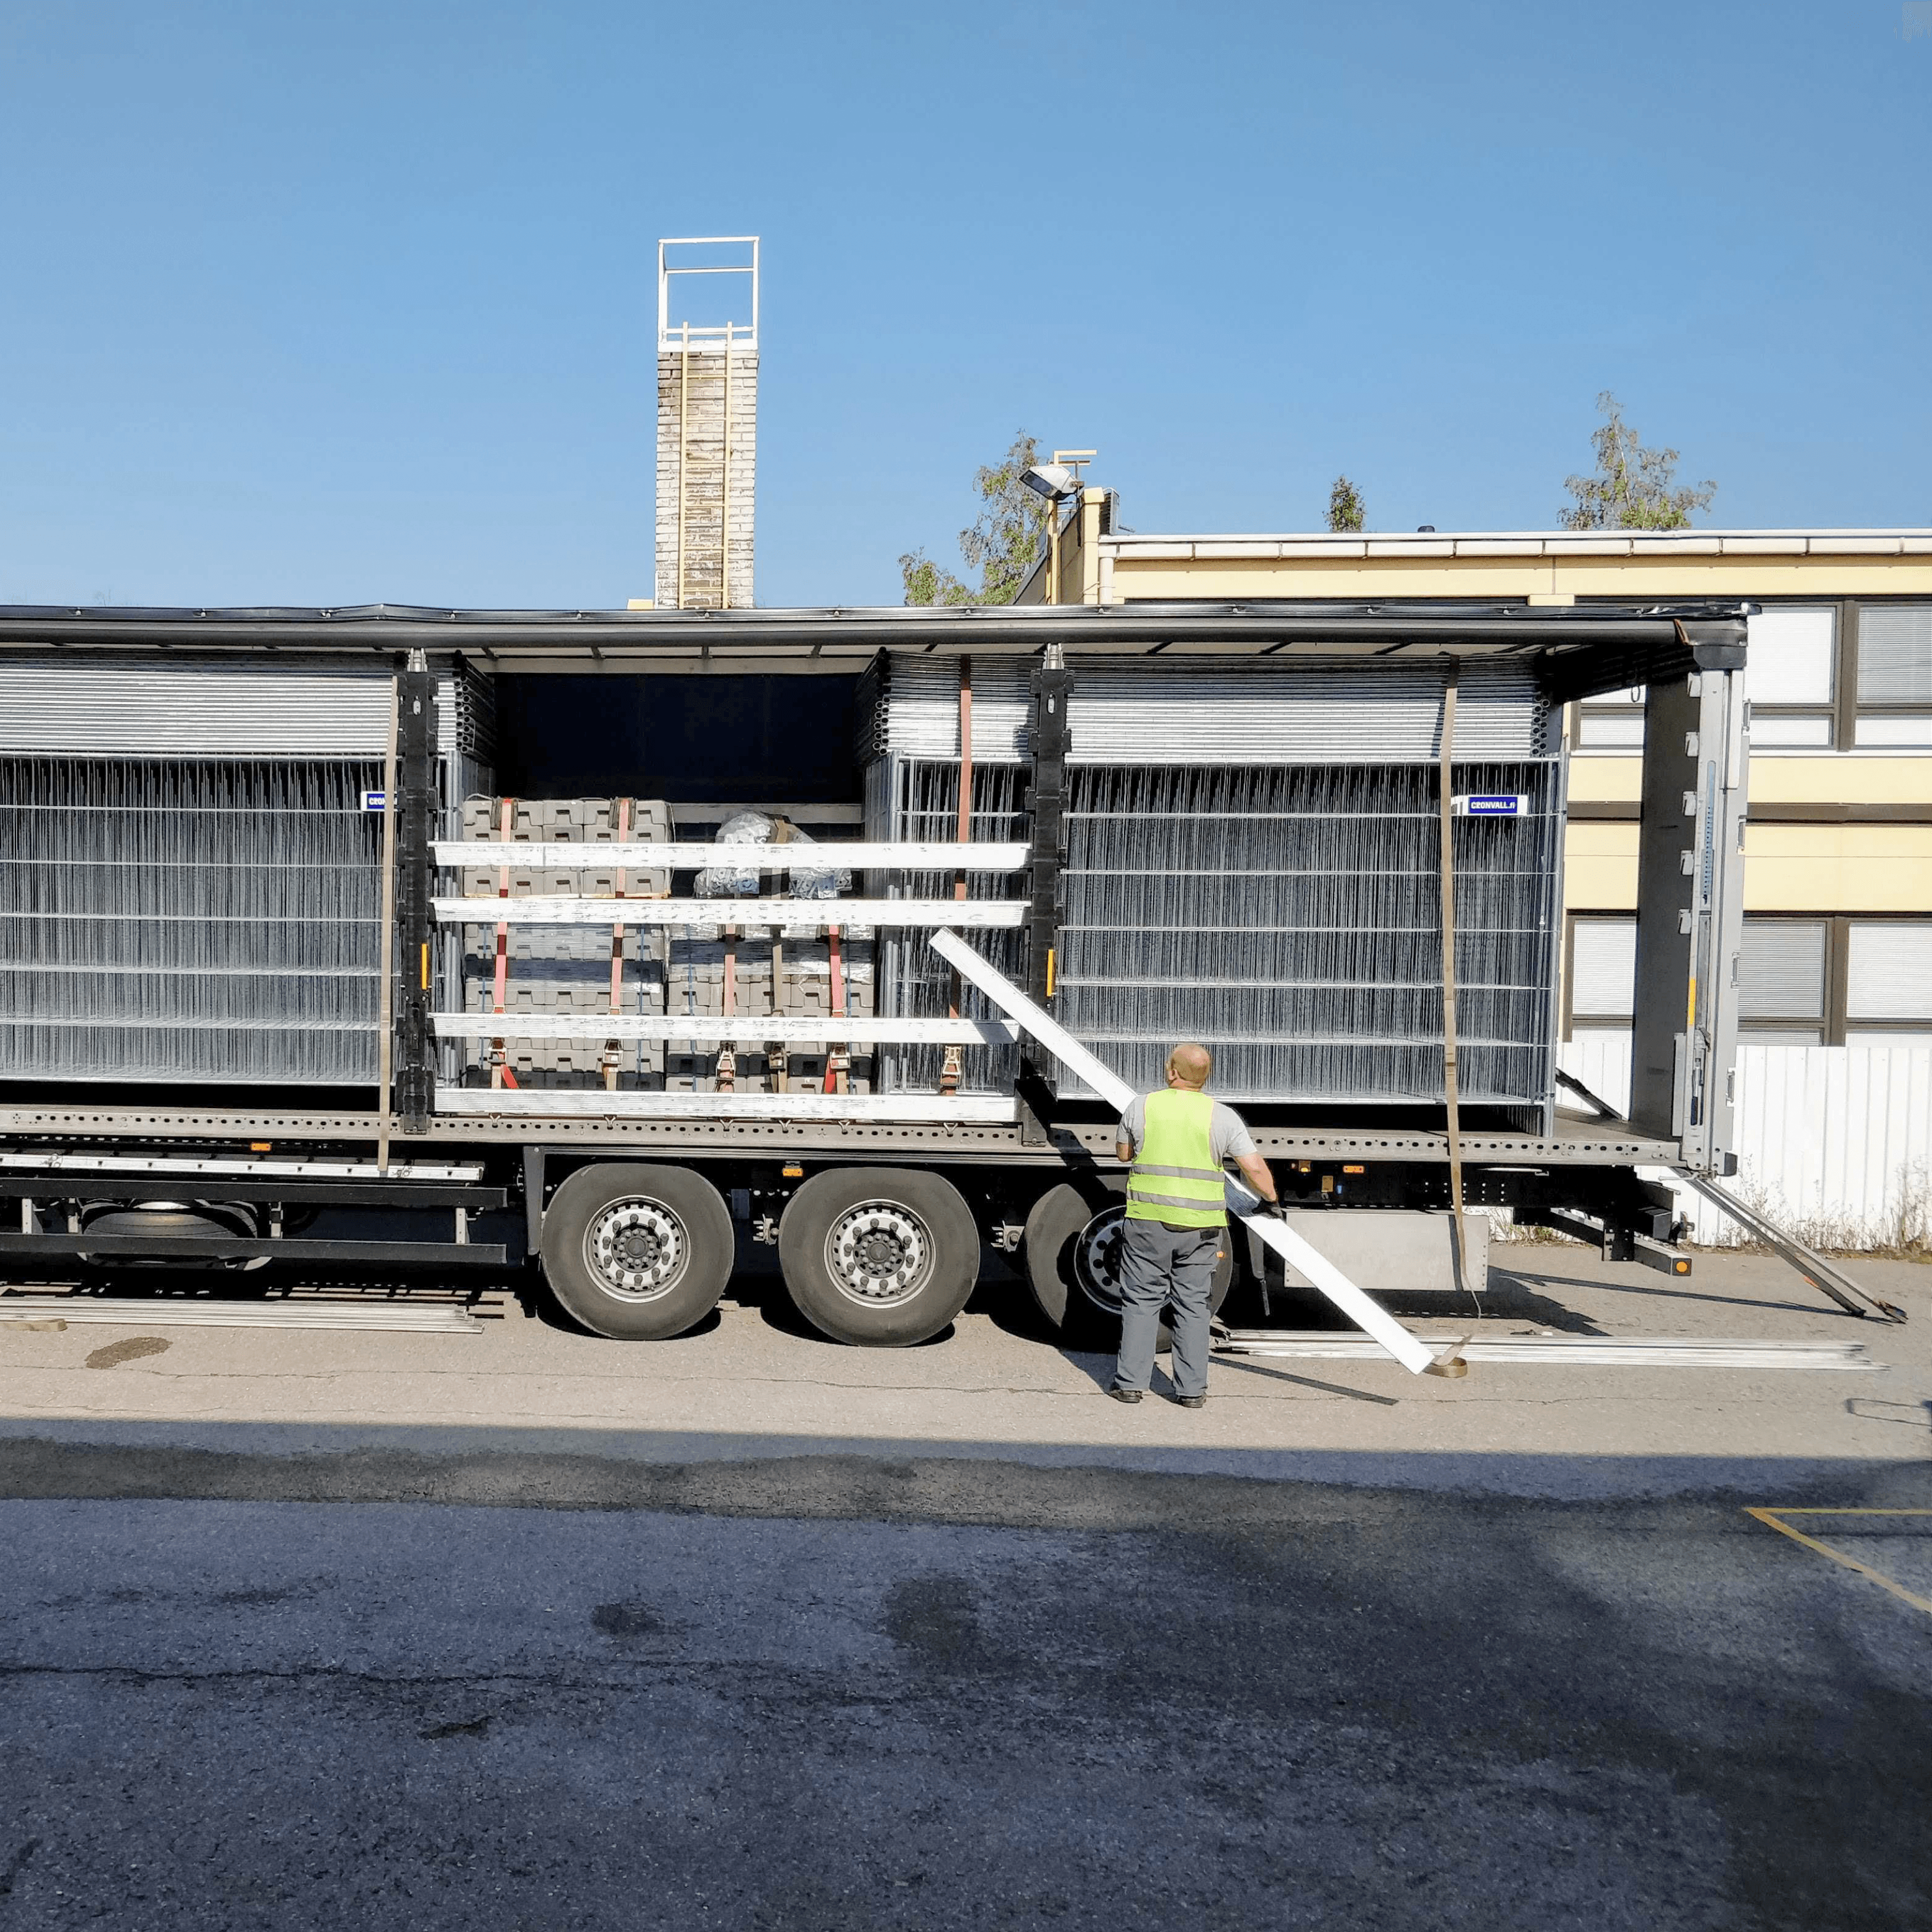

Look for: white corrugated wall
[1555,1036,1932,1250]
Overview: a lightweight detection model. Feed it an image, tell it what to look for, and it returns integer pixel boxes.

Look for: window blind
[1570,918,1635,1019]
[1746,607,1835,705]
[1739,920,1826,1019]
[1858,606,1932,705]
[1846,923,1932,1021]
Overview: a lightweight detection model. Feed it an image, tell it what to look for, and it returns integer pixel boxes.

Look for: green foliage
[897,551,972,606]
[1561,392,1716,531]
[901,430,1053,604]
[1326,475,1366,533]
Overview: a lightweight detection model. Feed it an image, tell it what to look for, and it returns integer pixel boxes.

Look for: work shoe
[1171,1392,1207,1409]
[1106,1385,1145,1404]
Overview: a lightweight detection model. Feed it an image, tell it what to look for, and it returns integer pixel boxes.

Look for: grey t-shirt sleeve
[1116,1096,1146,1151]
[1210,1101,1256,1163]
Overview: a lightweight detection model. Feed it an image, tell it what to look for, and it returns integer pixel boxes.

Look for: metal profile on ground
[1213,1331,1879,1371]
[0,1293,486,1333]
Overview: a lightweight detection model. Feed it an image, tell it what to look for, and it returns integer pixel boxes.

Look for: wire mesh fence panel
[859,654,1566,1116]
[869,756,1028,1093]
[1053,762,1562,1106]
[0,758,385,1083]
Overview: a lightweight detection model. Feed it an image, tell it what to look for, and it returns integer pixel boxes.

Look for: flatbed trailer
[1,598,1894,1343]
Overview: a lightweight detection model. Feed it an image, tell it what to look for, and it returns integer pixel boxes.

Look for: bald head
[1166,1043,1213,1090]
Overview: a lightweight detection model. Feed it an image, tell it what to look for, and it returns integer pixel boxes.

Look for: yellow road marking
[1746,1508,1932,1619]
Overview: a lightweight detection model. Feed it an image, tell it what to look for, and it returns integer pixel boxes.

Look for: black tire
[777,1167,979,1347]
[1022,1182,1233,1349]
[540,1164,734,1340]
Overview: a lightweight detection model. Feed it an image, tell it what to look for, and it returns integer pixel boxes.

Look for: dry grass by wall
[1489,1161,1932,1261]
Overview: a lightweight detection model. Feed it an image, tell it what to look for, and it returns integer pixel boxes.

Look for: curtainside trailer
[0,599,1899,1347]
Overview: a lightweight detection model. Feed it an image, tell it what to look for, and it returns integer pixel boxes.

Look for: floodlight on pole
[1020,463,1079,502]
[1019,449,1099,603]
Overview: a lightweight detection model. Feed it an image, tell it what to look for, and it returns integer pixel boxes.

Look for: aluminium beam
[431,1013,1020,1045]
[0,1234,508,1265]
[433,841,1030,872]
[432,897,1026,928]
[0,1296,485,1334]
[1213,1332,1876,1371]
[433,1089,1018,1124]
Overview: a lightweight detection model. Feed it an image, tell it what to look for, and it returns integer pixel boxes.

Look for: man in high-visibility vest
[1109,1041,1282,1408]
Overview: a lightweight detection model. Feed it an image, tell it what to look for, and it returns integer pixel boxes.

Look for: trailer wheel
[1022,1184,1233,1349]
[540,1164,733,1340]
[777,1168,978,1347]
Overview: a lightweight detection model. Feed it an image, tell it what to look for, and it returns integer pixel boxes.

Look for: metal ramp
[1673,1171,1908,1324]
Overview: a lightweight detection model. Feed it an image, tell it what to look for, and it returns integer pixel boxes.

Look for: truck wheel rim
[1074,1205,1127,1313]
[586,1198,688,1301]
[825,1201,931,1308]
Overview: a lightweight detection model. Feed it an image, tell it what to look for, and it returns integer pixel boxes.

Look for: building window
[1573,687,1646,750]
[1565,916,1635,1033]
[1569,600,1932,752]
[1845,921,1932,1041]
[1563,914,1932,1044]
[1742,606,1836,747]
[1853,605,1932,747]
[1736,918,1827,1043]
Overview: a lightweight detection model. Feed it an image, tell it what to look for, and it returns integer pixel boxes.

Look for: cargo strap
[941,657,971,1098]
[603,796,629,1090]
[1438,661,1468,1300]
[490,797,518,1090]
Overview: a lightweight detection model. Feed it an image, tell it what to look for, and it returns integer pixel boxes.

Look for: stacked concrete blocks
[454,796,672,1090]
[661,934,875,1095]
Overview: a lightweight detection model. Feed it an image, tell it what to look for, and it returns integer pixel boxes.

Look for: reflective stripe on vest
[1126,1087,1225,1227]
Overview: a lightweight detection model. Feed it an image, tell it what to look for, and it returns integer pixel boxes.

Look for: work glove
[1257,1198,1286,1221]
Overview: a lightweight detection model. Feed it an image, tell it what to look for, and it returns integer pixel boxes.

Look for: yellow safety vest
[1126,1087,1227,1228]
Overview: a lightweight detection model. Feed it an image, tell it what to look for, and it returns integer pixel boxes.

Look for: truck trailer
[0,597,1894,1348]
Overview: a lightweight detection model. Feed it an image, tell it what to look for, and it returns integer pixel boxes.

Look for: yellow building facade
[1025,511,1932,1048]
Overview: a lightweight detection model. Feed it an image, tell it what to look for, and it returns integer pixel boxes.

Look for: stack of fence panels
[0,656,491,1087]
[857,651,1565,1128]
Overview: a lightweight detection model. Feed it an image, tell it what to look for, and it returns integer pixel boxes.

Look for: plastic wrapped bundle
[696,810,851,901]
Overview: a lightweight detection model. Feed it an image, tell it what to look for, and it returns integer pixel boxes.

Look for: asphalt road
[1,1249,1928,1929]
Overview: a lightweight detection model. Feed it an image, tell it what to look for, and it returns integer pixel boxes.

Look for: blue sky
[1,0,1927,609]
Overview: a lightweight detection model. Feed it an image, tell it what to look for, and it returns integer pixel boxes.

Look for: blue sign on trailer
[361,790,387,811]
[1453,794,1527,817]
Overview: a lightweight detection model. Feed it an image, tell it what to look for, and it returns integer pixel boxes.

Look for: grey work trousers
[1113,1217,1220,1399]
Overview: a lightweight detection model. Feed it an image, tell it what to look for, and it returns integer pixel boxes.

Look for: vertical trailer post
[1629,651,1749,1174]
[1021,645,1073,1144]
[1437,660,1468,1292]
[393,655,439,1133]
[941,657,972,1097]
[374,674,401,1171]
